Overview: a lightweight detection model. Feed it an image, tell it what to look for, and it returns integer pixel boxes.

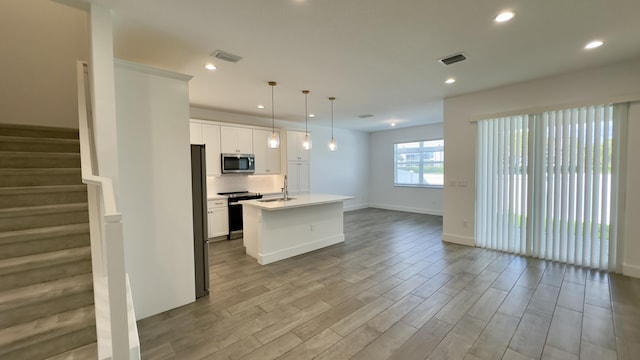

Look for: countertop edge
[207,195,227,200]
[241,194,353,211]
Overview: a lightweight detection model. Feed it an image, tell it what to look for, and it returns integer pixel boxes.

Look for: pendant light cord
[304,91,309,134]
[271,84,275,131]
[331,98,334,138]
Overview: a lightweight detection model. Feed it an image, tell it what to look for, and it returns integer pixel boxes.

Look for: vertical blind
[475,103,626,271]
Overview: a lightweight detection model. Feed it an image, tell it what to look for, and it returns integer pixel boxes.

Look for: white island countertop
[241,193,353,211]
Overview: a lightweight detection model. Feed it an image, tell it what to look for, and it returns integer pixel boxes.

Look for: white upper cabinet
[221,126,253,154]
[190,122,204,144]
[202,124,221,176]
[253,129,281,175]
[286,131,310,162]
[190,120,221,176]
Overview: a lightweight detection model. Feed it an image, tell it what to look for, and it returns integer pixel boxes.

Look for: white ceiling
[102,0,640,132]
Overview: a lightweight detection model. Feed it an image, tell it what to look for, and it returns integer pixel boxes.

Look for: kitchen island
[241,194,353,265]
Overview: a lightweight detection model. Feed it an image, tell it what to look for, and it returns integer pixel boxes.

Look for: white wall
[0,0,88,128]
[207,174,285,196]
[114,60,196,319]
[369,124,444,215]
[308,124,370,211]
[443,58,640,277]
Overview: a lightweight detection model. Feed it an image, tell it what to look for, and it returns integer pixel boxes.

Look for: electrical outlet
[310,224,314,232]
[463,221,468,228]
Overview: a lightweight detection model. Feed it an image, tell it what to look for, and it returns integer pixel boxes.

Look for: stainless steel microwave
[221,153,255,174]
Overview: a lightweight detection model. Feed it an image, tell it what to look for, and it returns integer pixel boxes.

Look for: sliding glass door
[475,103,627,271]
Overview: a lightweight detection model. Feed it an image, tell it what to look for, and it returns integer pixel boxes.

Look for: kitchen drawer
[208,199,227,208]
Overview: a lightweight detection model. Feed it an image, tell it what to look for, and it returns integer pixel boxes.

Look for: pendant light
[267,81,280,148]
[302,90,312,150]
[328,97,337,151]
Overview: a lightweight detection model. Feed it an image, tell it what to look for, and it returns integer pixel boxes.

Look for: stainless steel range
[217,191,263,239]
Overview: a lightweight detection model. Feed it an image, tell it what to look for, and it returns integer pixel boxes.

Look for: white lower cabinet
[207,199,228,238]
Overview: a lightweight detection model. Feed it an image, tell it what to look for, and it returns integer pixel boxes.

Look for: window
[394,139,444,187]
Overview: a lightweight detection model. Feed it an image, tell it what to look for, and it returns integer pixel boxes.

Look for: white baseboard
[344,203,370,212]
[622,262,640,278]
[258,234,345,265]
[442,232,475,247]
[368,203,443,216]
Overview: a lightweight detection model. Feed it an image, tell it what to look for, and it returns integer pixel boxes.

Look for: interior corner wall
[114,62,195,319]
[369,123,444,215]
[0,0,88,129]
[623,102,640,277]
[308,124,370,211]
[443,58,640,277]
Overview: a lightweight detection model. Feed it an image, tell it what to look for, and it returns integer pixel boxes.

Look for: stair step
[0,247,92,291]
[0,223,90,260]
[0,273,94,328]
[0,124,98,358]
[0,202,88,232]
[0,305,96,359]
[0,168,82,187]
[45,342,97,360]
[0,151,81,169]
[0,123,79,140]
[0,136,80,153]
[0,185,87,209]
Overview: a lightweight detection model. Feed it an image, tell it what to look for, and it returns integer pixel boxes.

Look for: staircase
[0,123,98,359]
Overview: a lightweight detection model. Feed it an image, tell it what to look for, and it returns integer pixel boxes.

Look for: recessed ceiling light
[391,122,396,127]
[584,40,603,49]
[445,78,456,84]
[494,11,515,23]
[257,105,265,109]
[309,114,315,118]
[204,63,216,70]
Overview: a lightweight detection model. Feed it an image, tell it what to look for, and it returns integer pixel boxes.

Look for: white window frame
[394,139,444,188]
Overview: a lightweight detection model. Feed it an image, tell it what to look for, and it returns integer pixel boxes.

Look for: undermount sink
[258,197,296,203]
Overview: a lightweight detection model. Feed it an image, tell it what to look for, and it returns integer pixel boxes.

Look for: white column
[89,3,120,198]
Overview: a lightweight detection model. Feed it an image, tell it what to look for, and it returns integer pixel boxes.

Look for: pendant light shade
[268,132,279,149]
[302,90,312,150]
[303,133,312,150]
[328,97,337,151]
[267,81,280,149]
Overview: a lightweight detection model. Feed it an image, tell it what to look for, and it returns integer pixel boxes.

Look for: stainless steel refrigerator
[191,145,210,298]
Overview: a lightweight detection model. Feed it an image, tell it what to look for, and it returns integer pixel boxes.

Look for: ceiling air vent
[213,50,242,63]
[438,53,466,66]
[358,114,374,119]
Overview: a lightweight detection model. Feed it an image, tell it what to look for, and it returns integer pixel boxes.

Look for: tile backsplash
[207,174,284,196]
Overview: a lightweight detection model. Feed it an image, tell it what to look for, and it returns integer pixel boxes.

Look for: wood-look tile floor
[137,208,640,360]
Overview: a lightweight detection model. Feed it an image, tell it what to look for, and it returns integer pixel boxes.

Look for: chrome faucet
[282,175,289,200]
